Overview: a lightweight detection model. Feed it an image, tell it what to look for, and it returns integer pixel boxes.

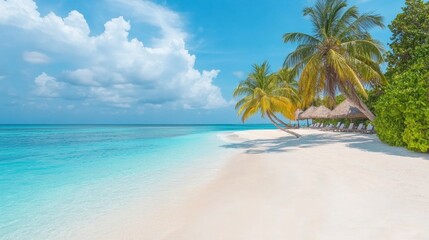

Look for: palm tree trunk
[270,113,292,128]
[267,113,301,138]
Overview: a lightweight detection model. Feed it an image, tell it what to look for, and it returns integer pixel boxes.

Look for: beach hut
[294,109,304,128]
[311,106,332,119]
[329,99,367,119]
[300,106,317,119]
[295,109,303,120]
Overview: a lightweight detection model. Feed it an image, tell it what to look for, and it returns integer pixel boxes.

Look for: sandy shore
[73,129,429,240]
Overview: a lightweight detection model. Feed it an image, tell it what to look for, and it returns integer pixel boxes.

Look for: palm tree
[233,62,301,138]
[283,0,385,121]
[276,67,298,89]
[274,67,302,127]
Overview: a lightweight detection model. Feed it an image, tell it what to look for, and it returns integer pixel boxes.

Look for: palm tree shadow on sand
[220,132,429,160]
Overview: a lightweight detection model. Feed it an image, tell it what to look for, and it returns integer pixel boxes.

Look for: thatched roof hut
[295,109,304,120]
[311,106,332,119]
[329,99,367,119]
[300,106,317,119]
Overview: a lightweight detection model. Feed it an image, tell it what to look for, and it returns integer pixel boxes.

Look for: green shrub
[401,63,429,152]
[376,0,429,153]
[374,83,406,147]
[375,52,429,152]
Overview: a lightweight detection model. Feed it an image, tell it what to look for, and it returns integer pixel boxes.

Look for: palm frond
[332,6,358,35]
[283,44,318,68]
[241,102,259,122]
[283,32,320,45]
[339,13,384,39]
[233,85,254,98]
[327,49,367,98]
[342,39,384,63]
[233,62,300,123]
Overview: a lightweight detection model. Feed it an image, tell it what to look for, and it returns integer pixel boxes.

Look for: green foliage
[233,62,299,122]
[363,88,383,114]
[374,86,406,147]
[386,0,429,76]
[314,95,346,109]
[375,0,429,152]
[375,47,429,152]
[233,63,302,137]
[401,61,429,152]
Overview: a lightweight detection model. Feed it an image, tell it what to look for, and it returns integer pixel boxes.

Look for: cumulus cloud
[0,0,227,109]
[33,73,64,97]
[23,51,50,64]
[108,0,185,40]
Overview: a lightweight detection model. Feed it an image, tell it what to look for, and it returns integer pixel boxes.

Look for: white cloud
[232,71,245,79]
[23,51,50,64]
[0,75,5,80]
[0,0,228,109]
[108,0,185,41]
[33,72,64,97]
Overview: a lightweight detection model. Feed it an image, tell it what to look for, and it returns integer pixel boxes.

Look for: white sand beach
[72,129,429,240]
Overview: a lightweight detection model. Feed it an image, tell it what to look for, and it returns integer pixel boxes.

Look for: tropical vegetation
[375,0,429,152]
[233,62,301,138]
[282,0,385,121]
[233,0,429,152]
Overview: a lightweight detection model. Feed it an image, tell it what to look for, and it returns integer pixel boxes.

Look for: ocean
[0,124,276,239]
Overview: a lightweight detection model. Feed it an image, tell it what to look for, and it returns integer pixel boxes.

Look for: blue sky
[0,0,404,124]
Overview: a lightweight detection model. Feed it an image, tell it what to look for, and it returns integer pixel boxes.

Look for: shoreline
[72,129,429,239]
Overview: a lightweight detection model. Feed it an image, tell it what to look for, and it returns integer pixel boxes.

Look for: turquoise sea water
[0,124,275,239]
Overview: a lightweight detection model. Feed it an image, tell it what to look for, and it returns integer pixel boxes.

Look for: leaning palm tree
[233,62,301,138]
[283,0,385,121]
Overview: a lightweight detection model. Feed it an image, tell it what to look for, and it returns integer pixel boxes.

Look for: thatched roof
[311,105,332,119]
[329,99,367,119]
[300,106,317,119]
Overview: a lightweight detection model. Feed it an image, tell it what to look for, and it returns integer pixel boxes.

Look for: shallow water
[0,124,275,239]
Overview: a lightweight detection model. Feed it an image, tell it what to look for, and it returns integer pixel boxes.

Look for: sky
[0,0,405,124]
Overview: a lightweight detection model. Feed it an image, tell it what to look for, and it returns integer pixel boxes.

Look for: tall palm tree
[233,62,301,138]
[283,0,385,121]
